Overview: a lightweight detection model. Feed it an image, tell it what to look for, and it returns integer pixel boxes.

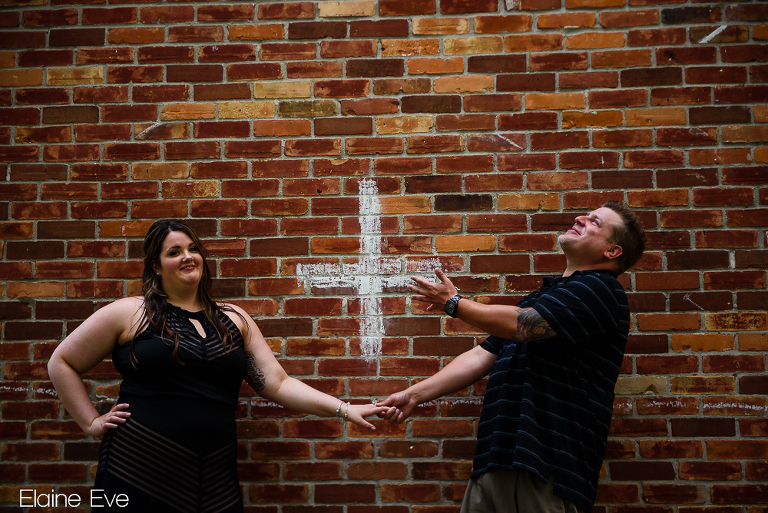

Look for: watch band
[444,294,463,318]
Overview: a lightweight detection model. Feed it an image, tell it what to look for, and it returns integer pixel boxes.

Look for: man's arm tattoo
[516,308,557,341]
[245,350,266,392]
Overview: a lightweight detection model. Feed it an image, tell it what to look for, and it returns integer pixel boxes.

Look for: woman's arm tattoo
[516,308,557,341]
[245,350,266,392]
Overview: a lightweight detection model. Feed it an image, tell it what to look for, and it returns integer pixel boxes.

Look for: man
[378,201,646,513]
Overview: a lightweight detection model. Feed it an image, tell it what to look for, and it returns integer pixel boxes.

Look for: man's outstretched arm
[410,268,557,342]
[378,345,497,424]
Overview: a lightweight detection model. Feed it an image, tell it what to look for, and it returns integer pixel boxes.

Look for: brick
[15,87,69,106]
[16,125,71,144]
[139,5,194,23]
[504,34,561,54]
[622,67,683,88]
[278,100,337,118]
[198,4,254,21]
[22,8,78,27]
[288,61,343,78]
[219,101,274,120]
[77,47,134,66]
[258,2,314,20]
[347,59,404,77]
[136,46,194,63]
[443,35,503,55]
[708,440,768,460]
[167,64,223,83]
[589,89,647,109]
[538,12,593,29]
[726,3,768,21]
[559,72,617,90]
[36,221,95,240]
[688,148,751,166]
[679,461,744,483]
[567,32,625,51]
[661,5,722,24]
[315,79,369,98]
[49,28,105,47]
[351,20,409,40]
[42,106,99,125]
[0,31,45,49]
[715,85,768,104]
[436,114,495,131]
[686,66,748,85]
[107,65,164,84]
[694,188,754,207]
[315,484,376,503]
[319,0,376,17]
[712,484,768,504]
[0,11,18,27]
[692,24,749,44]
[373,78,431,95]
[407,134,463,153]
[726,208,768,228]
[562,152,620,171]
[381,484,441,503]
[496,73,556,92]
[319,40,375,59]
[376,116,433,135]
[592,49,653,68]
[0,69,42,88]
[73,86,130,105]
[285,139,340,157]
[108,27,164,45]
[432,72,493,91]
[466,133,525,152]
[498,192,559,212]
[643,484,707,504]
[41,182,98,200]
[697,230,758,249]
[412,17,469,35]
[657,47,718,67]
[286,21,345,40]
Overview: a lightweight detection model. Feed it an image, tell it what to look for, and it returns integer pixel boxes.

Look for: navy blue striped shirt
[473,270,629,512]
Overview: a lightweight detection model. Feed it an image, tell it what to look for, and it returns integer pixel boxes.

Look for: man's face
[558,207,623,262]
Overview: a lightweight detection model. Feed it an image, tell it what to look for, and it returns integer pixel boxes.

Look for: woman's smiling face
[154,230,204,291]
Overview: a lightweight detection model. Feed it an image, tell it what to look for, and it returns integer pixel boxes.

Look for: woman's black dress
[94,304,246,512]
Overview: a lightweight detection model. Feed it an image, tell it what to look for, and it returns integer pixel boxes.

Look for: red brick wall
[2,0,767,510]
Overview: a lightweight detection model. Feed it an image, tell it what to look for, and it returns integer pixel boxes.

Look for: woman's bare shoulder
[110,296,146,344]
[218,302,251,329]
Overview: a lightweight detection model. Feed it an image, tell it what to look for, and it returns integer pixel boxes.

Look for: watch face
[445,296,459,317]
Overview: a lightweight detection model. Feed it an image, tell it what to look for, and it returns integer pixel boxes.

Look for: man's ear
[605,244,623,260]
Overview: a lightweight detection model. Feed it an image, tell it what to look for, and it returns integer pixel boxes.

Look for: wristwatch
[444,294,464,318]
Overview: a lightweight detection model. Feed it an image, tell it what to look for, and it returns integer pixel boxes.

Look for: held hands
[87,402,130,437]
[345,403,389,430]
[409,268,458,313]
[376,391,418,424]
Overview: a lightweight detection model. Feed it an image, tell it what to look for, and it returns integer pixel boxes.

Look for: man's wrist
[444,294,463,318]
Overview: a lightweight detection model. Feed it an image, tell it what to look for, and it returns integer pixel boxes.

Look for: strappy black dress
[94,303,246,512]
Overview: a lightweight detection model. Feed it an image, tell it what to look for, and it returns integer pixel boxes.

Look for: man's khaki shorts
[460,469,585,513]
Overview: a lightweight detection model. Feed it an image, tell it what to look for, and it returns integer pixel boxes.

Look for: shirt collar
[542,268,618,287]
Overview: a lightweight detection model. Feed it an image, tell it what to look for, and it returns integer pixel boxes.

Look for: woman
[48,219,386,512]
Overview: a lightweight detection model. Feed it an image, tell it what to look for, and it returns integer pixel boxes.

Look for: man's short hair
[602,200,646,274]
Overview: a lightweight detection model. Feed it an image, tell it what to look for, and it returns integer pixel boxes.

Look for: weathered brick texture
[1,0,767,510]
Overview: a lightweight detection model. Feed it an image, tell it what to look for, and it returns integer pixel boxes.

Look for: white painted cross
[295,178,444,362]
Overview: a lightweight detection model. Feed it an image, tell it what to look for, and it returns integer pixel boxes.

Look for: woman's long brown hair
[130,219,245,366]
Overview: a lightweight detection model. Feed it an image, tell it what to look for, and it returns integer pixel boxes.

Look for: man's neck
[563,263,619,277]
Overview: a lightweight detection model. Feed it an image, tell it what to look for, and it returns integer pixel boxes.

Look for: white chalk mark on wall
[357,178,385,362]
[698,25,727,44]
[293,179,444,362]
